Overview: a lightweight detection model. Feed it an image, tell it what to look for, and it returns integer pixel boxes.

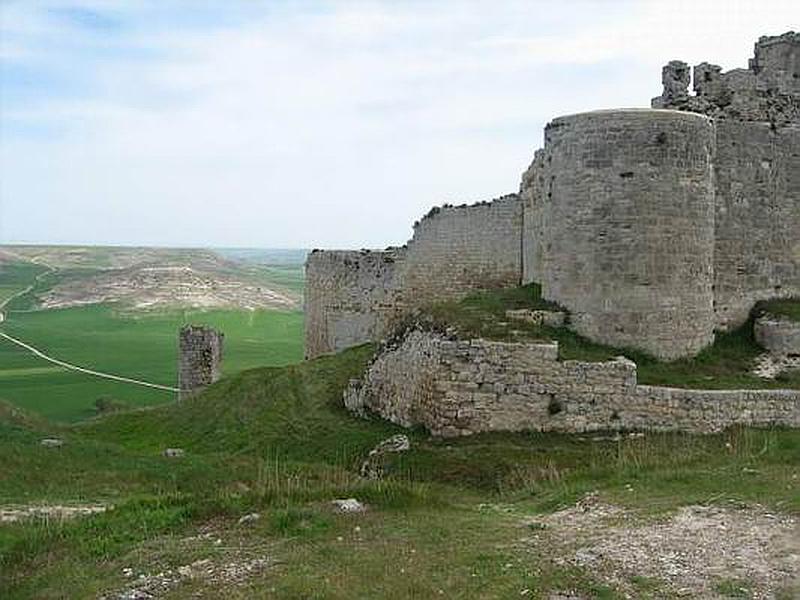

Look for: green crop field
[0,248,307,423]
[0,305,304,422]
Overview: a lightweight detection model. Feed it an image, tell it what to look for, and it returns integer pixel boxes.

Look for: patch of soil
[522,494,800,599]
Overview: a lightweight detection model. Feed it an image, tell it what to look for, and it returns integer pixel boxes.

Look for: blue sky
[1,1,797,248]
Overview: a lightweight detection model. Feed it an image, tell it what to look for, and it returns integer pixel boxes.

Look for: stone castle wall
[713,121,800,329]
[754,314,800,356]
[306,32,800,362]
[304,196,522,358]
[178,325,223,398]
[523,109,717,359]
[652,32,799,125]
[399,195,522,308]
[345,329,800,436]
[304,249,404,360]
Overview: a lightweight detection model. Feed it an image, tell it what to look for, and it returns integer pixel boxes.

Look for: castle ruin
[178,325,224,399]
[305,32,800,362]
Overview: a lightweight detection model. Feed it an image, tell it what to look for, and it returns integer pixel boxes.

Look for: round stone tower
[536,109,716,359]
[178,325,224,399]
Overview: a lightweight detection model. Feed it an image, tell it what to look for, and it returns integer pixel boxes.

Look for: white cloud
[1,0,797,248]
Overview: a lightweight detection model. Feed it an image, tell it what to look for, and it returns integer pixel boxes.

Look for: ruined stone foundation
[345,329,800,437]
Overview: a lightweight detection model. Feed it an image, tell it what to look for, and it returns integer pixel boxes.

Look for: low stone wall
[345,329,800,436]
[754,315,800,356]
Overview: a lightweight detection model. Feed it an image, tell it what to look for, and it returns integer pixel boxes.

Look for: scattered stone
[1,504,108,524]
[331,498,366,513]
[522,495,800,599]
[360,434,411,479]
[39,438,64,448]
[163,448,185,458]
[100,554,272,599]
[237,512,260,525]
[753,352,800,379]
[505,309,566,328]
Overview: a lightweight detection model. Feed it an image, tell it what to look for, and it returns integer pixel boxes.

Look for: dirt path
[0,256,179,394]
[0,331,179,392]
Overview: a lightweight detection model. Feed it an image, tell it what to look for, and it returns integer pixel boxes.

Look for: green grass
[0,346,798,598]
[0,260,48,305]
[0,304,303,422]
[425,284,800,389]
[758,297,800,322]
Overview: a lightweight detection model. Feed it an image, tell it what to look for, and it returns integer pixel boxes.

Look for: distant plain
[0,246,306,421]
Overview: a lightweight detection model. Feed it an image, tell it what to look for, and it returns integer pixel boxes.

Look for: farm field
[0,305,303,422]
[0,247,306,422]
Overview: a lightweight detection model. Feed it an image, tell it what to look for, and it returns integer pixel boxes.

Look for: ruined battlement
[652,31,800,124]
[305,32,800,362]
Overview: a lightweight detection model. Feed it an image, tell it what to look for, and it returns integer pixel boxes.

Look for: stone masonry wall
[652,32,800,125]
[304,249,405,359]
[754,314,800,356]
[713,121,800,329]
[398,195,522,308]
[304,196,523,358]
[526,109,717,359]
[178,325,223,398]
[345,329,800,436]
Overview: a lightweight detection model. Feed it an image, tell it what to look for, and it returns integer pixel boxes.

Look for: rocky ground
[523,493,800,599]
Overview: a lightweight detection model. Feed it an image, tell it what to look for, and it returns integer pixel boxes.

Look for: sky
[0,1,797,249]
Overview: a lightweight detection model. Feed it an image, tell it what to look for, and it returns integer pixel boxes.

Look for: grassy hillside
[0,305,303,422]
[0,260,48,305]
[0,348,798,599]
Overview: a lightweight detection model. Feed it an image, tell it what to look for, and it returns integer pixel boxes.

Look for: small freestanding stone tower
[178,325,224,399]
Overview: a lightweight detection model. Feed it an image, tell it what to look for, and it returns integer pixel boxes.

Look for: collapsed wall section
[529,109,716,359]
[345,329,800,436]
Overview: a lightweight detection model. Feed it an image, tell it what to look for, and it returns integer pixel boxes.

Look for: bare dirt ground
[37,264,297,311]
[523,493,800,599]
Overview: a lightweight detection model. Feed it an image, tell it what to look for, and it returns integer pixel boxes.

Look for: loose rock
[331,498,366,513]
[360,434,411,479]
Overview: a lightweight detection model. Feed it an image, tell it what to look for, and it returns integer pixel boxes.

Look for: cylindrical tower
[539,109,716,359]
